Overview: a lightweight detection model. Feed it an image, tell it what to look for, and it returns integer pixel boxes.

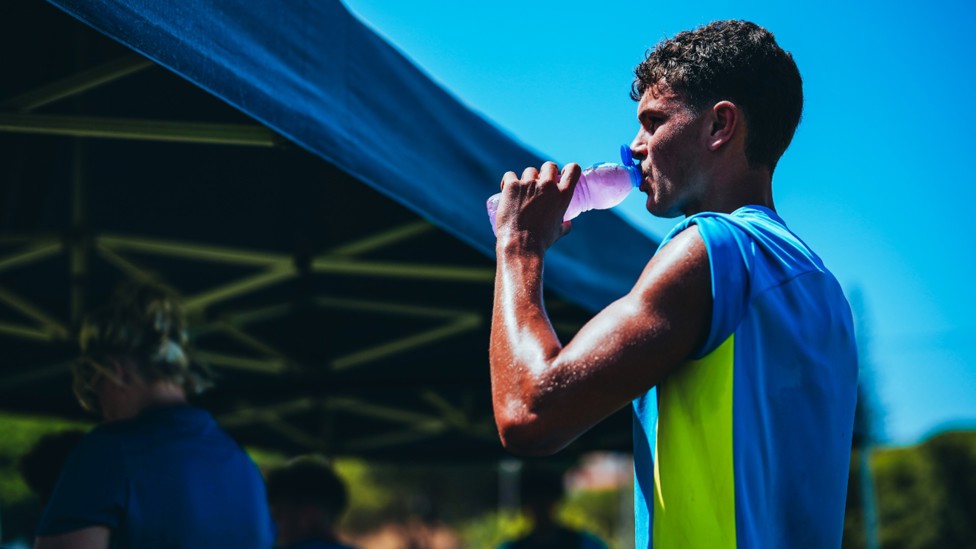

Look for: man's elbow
[494,411,567,456]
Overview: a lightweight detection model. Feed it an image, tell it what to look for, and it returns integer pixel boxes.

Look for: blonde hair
[73,282,213,412]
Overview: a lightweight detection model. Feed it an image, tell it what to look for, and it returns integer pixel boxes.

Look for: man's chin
[646,198,683,219]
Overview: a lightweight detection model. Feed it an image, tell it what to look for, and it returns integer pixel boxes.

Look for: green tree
[848,430,976,549]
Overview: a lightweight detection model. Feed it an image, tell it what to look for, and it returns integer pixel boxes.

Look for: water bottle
[487,146,641,235]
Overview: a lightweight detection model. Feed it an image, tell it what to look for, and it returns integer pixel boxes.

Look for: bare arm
[35,526,111,549]
[489,162,711,455]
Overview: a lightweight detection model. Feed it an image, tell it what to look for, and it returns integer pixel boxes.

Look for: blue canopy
[48,0,657,313]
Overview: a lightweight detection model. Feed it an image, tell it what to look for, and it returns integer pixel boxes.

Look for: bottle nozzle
[620,145,641,188]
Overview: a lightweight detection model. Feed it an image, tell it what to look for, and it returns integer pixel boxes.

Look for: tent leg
[70,138,89,328]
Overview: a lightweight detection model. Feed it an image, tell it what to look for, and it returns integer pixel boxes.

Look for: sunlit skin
[488,85,774,455]
[630,86,774,217]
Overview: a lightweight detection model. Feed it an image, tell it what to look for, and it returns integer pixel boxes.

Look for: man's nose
[629,135,647,161]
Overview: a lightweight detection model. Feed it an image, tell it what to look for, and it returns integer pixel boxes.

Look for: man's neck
[690,162,774,215]
[110,382,188,421]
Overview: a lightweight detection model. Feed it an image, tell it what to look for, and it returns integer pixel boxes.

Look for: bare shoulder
[623,224,711,359]
[557,224,711,408]
[633,224,709,299]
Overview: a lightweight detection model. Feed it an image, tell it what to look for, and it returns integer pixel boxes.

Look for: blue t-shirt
[37,405,274,548]
[632,206,858,548]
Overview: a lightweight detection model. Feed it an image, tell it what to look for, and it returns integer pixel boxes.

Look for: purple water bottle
[487,146,641,236]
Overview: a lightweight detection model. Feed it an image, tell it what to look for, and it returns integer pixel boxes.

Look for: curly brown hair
[632,20,803,172]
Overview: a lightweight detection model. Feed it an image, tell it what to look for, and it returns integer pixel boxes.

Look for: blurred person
[265,455,357,549]
[19,430,87,509]
[497,467,607,549]
[34,282,274,549]
[489,20,857,548]
[0,431,86,549]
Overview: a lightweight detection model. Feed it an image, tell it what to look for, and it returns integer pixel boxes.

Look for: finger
[521,166,539,181]
[500,171,519,191]
[539,161,560,185]
[558,162,581,192]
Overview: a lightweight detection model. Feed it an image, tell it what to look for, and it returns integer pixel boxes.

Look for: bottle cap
[620,145,641,188]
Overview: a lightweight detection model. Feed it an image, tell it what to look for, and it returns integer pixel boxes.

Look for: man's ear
[707,100,739,151]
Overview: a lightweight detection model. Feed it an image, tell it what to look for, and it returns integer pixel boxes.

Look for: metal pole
[70,138,88,327]
[860,446,880,549]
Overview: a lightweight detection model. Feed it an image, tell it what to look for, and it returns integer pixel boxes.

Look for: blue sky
[342,0,976,447]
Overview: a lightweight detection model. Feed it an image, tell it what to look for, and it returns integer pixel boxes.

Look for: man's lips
[638,172,651,193]
[637,165,651,192]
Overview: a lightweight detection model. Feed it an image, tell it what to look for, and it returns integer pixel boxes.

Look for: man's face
[74,357,124,421]
[629,86,710,218]
[94,374,126,422]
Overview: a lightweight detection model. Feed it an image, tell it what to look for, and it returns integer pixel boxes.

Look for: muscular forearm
[488,161,689,455]
[489,241,567,454]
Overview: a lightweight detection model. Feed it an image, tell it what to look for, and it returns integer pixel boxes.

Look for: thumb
[558,220,573,240]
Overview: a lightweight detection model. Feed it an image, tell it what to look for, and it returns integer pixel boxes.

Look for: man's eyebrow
[638,107,666,122]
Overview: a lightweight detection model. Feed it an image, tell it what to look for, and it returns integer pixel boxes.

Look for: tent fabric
[47,0,657,313]
[0,1,640,461]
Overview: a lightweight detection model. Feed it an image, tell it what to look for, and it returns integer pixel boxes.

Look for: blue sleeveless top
[633,206,858,548]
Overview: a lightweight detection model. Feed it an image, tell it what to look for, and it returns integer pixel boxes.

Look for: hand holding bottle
[487,146,640,236]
